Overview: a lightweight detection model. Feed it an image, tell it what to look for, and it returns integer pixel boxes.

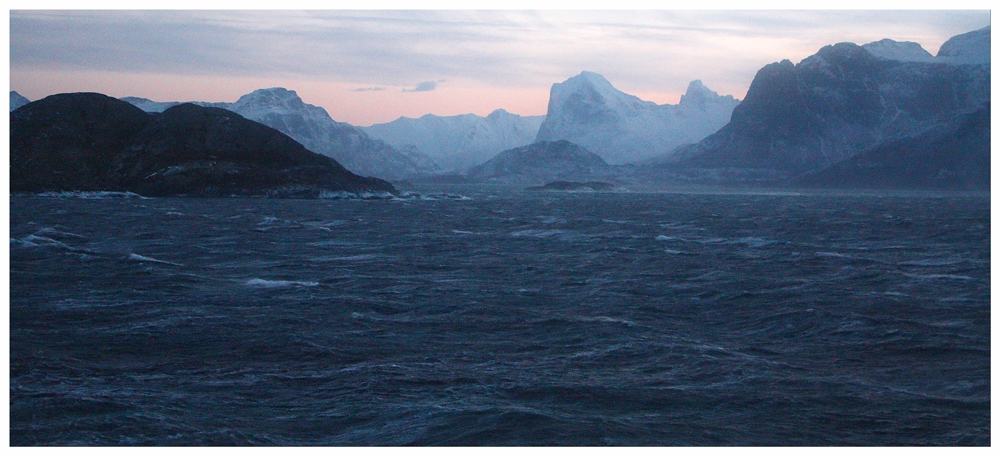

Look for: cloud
[9,10,990,100]
[402,81,438,93]
[351,87,386,92]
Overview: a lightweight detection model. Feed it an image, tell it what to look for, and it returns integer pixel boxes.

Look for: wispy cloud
[9,9,990,113]
[351,86,386,92]
[402,81,438,93]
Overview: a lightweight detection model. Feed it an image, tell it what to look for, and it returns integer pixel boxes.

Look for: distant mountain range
[121,89,438,181]
[12,26,989,192]
[535,72,741,165]
[363,110,545,173]
[10,93,395,197]
[661,26,990,190]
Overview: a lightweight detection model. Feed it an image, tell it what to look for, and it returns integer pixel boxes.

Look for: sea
[8,187,991,446]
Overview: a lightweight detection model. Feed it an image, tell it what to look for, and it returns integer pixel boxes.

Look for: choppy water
[9,189,990,445]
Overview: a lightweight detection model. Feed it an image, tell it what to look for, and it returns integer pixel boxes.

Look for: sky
[7,5,992,126]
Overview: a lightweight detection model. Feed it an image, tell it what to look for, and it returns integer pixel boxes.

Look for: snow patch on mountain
[861,39,935,62]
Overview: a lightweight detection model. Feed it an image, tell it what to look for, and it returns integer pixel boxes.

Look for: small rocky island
[526,181,617,192]
[10,92,397,197]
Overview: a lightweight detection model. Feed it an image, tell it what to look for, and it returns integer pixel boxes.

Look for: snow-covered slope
[860,26,990,66]
[10,91,30,111]
[534,72,740,164]
[861,39,935,62]
[363,109,544,172]
[122,89,438,180]
[227,88,439,181]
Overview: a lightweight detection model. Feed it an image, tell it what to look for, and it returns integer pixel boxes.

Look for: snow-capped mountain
[122,89,438,180]
[936,26,990,65]
[860,27,990,65]
[363,110,545,172]
[534,72,740,165]
[10,91,30,111]
[663,27,990,189]
[466,140,614,186]
[860,39,935,62]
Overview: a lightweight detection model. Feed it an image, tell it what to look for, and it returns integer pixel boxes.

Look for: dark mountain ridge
[10,92,396,197]
[659,27,989,190]
[466,140,615,186]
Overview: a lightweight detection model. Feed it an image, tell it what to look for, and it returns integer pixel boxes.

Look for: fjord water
[9,189,989,445]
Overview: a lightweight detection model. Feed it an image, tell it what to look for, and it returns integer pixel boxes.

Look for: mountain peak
[862,39,935,62]
[487,108,510,119]
[10,91,30,111]
[237,87,301,104]
[559,71,621,98]
[231,87,311,117]
[679,80,724,107]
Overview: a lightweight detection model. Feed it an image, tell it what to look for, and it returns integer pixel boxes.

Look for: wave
[128,253,183,267]
[12,234,76,250]
[34,191,147,199]
[899,258,970,267]
[245,278,320,288]
[318,190,397,200]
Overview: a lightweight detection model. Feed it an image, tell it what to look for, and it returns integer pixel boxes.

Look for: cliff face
[11,93,396,197]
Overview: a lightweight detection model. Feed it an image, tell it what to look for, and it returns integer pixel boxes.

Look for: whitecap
[328,254,378,261]
[245,278,320,288]
[902,273,977,281]
[574,316,637,326]
[17,235,72,250]
[511,229,570,238]
[36,191,146,199]
[318,190,396,200]
[900,258,968,267]
[128,253,183,267]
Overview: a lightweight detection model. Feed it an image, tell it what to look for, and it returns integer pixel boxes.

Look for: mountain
[861,39,935,62]
[10,91,29,111]
[662,27,990,188]
[534,72,740,164]
[937,26,990,65]
[794,103,989,190]
[465,140,614,186]
[11,92,396,197]
[363,109,545,172]
[122,88,438,181]
[118,96,228,112]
